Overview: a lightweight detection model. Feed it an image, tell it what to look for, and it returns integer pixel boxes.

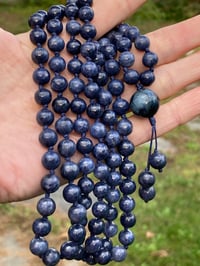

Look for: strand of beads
[28,1,166,265]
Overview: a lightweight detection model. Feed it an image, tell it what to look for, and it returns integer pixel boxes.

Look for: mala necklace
[28,1,167,265]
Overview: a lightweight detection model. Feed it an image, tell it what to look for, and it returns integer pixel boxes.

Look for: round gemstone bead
[134,35,150,50]
[118,139,135,156]
[119,179,136,194]
[48,55,66,73]
[66,19,81,35]
[42,150,60,170]
[42,248,60,266]
[47,18,63,34]
[32,47,49,64]
[84,82,100,99]
[140,70,155,86]
[79,5,94,21]
[87,103,104,119]
[37,108,54,127]
[138,170,156,188]
[32,217,51,237]
[78,176,94,194]
[112,98,129,115]
[74,117,89,134]
[68,224,86,244]
[108,79,124,96]
[66,39,81,55]
[117,118,133,136]
[93,181,109,199]
[149,150,167,171]
[105,188,121,204]
[125,26,140,41]
[67,58,82,74]
[106,152,122,168]
[33,67,50,85]
[30,237,48,257]
[48,5,65,20]
[120,213,136,228]
[58,139,76,158]
[88,218,105,235]
[65,3,79,18]
[81,61,98,78]
[85,236,102,254]
[60,241,79,260]
[60,161,79,181]
[139,186,156,202]
[28,12,46,28]
[96,250,112,265]
[119,229,135,246]
[51,75,68,93]
[102,110,117,126]
[80,22,97,39]
[55,116,74,136]
[93,143,109,160]
[98,88,112,106]
[104,59,120,76]
[69,77,85,94]
[35,88,52,105]
[112,246,127,262]
[105,130,121,147]
[95,71,108,86]
[48,35,65,52]
[120,160,136,177]
[124,69,139,84]
[79,157,95,174]
[30,28,47,45]
[119,196,135,213]
[116,37,132,52]
[92,201,109,219]
[106,206,118,221]
[94,163,110,180]
[68,204,87,224]
[52,96,70,114]
[41,174,60,194]
[107,171,121,186]
[81,41,97,59]
[104,222,118,238]
[37,197,56,216]
[119,51,135,67]
[130,88,159,118]
[143,51,158,67]
[39,128,58,148]
[77,137,93,154]
[63,184,81,203]
[71,98,87,114]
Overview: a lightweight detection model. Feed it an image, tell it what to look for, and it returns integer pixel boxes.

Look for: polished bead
[74,117,89,133]
[58,139,76,158]
[47,18,63,34]
[88,218,105,235]
[120,160,136,177]
[66,19,81,35]
[118,139,135,156]
[119,51,135,67]
[93,143,109,160]
[98,88,112,106]
[117,118,133,136]
[92,201,109,219]
[95,71,109,86]
[48,55,66,73]
[30,28,47,45]
[119,229,135,246]
[106,206,118,221]
[66,39,81,55]
[68,204,87,224]
[39,128,58,147]
[140,70,155,86]
[119,196,135,212]
[108,79,124,96]
[93,181,109,199]
[106,152,122,168]
[120,213,136,228]
[143,51,158,67]
[69,77,85,94]
[67,58,82,74]
[96,250,112,265]
[48,5,65,20]
[100,43,117,59]
[102,238,113,251]
[80,22,97,39]
[105,130,121,147]
[120,179,136,194]
[130,88,159,117]
[125,26,140,41]
[71,98,87,114]
[30,237,48,256]
[139,186,156,202]
[48,35,65,52]
[41,174,60,194]
[55,116,73,136]
[116,37,132,52]
[28,12,46,28]
[52,96,70,114]
[81,61,98,78]
[78,176,94,194]
[81,41,97,59]
[60,241,79,260]
[123,69,139,84]
[104,222,118,238]
[77,0,93,6]
[87,102,104,119]
[32,47,49,64]
[79,195,92,209]
[112,98,129,115]
[37,197,56,216]
[138,170,156,188]
[84,81,100,99]
[107,171,121,186]
[77,137,93,154]
[105,188,121,204]
[79,157,95,174]
[42,150,60,170]
[90,122,106,139]
[134,35,150,50]
[149,150,167,171]
[85,236,102,254]
[79,5,94,21]
[63,184,81,203]
[51,75,68,93]
[101,110,117,126]
[42,248,60,266]
[33,67,50,85]
[112,246,127,262]
[37,108,54,126]
[65,3,79,19]
[68,224,86,244]
[35,88,52,105]
[104,59,120,76]
[94,163,110,180]
[60,161,79,181]
[32,218,51,237]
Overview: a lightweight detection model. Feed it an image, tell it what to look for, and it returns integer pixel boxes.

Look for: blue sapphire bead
[100,43,117,59]
[90,122,106,139]
[30,28,47,45]
[106,152,122,169]
[134,35,150,51]
[138,170,155,188]
[118,139,135,156]
[102,110,117,126]
[106,206,118,221]
[67,58,82,74]
[125,26,140,41]
[104,222,118,238]
[37,197,56,216]
[77,137,93,154]
[105,130,121,147]
[79,6,94,21]
[66,19,81,35]
[98,88,112,106]
[81,41,97,59]
[78,176,94,194]
[51,75,68,93]
[104,59,120,76]
[108,79,124,96]
[92,201,109,219]
[68,204,87,224]
[88,218,105,235]
[37,109,54,126]
[42,248,60,266]
[28,12,46,28]
[48,5,65,20]
[66,39,81,55]
[130,88,159,117]
[30,237,48,256]
[41,174,60,194]
[120,160,136,177]
[95,71,109,86]
[87,103,104,119]
[119,51,135,67]
[65,4,79,19]
[60,161,79,181]
[119,196,135,213]
[93,181,109,199]
[74,117,89,134]
[96,251,112,265]
[116,37,132,52]
[48,36,65,52]
[112,246,127,262]
[107,171,121,186]
[105,188,121,204]
[85,236,102,254]
[55,116,73,136]
[42,150,61,170]
[119,229,135,246]
[140,70,155,86]
[69,77,85,94]
[81,61,98,78]
[63,184,81,203]
[35,88,52,105]
[94,163,110,180]
[32,218,51,237]
[47,18,63,34]
[60,241,79,260]
[112,98,129,115]
[80,22,97,39]
[119,179,136,194]
[79,196,92,209]
[52,96,70,114]
[139,186,156,202]
[84,81,100,99]
[33,67,50,85]
[58,139,76,158]
[79,157,95,174]
[93,143,109,160]
[149,150,167,171]
[71,97,87,114]
[32,47,49,64]
[39,128,58,148]
[120,213,136,228]
[123,69,139,84]
[68,224,86,244]
[48,55,66,73]
[117,118,133,136]
[143,51,158,67]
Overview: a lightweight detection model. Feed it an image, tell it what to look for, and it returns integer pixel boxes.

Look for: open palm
[0,0,199,202]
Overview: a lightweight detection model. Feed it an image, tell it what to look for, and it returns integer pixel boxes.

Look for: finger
[148,15,200,65]
[129,87,200,145]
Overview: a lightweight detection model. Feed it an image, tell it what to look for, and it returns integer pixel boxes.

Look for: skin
[0,0,199,203]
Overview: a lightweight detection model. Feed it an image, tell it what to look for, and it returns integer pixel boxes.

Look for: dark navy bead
[81,61,98,78]
[120,160,136,177]
[77,137,93,154]
[120,213,136,228]
[63,184,81,203]
[138,170,155,188]
[60,241,79,260]
[119,196,135,213]
[112,98,129,115]
[108,79,124,96]
[68,204,87,224]
[42,248,60,266]
[84,82,100,99]
[67,58,82,74]
[69,77,85,94]
[123,69,139,84]
[107,171,121,186]
[47,18,63,34]
[48,5,65,20]
[95,71,109,86]
[42,150,61,170]
[65,3,79,19]
[32,218,51,237]
[48,55,66,73]
[79,196,92,209]
[28,12,46,28]
[35,88,52,105]
[39,128,58,147]
[52,96,70,114]
[77,0,93,7]
[104,59,120,76]
[139,186,156,202]
[116,37,132,52]
[66,39,81,55]
[112,246,127,262]
[118,139,135,156]
[98,88,112,106]
[106,206,118,221]
[117,118,132,136]
[94,53,105,67]
[81,41,97,59]
[60,161,79,181]
[48,35,65,52]
[68,224,86,244]
[71,98,87,114]
[51,75,68,93]
[37,197,56,216]
[41,173,60,194]
[78,176,94,194]
[32,47,49,64]
[106,152,122,168]
[134,35,150,51]
[130,88,159,117]
[102,238,113,251]
[119,51,135,67]
[105,188,120,204]
[78,5,94,21]
[90,122,106,139]
[93,181,109,199]
[143,51,158,67]
[105,130,121,147]
[85,236,102,254]
[55,116,73,136]
[140,70,155,86]
[66,20,81,36]
[92,201,109,219]
[102,110,117,126]
[88,218,105,235]
[36,108,54,126]
[30,28,47,45]
[80,23,97,39]
[74,117,89,134]
[104,222,118,238]
[119,229,134,246]
[30,237,48,256]
[125,26,140,42]
[79,157,95,174]
[93,143,109,160]
[149,150,167,171]
[100,43,117,59]
[87,102,104,119]
[119,179,136,194]
[33,67,50,85]
[58,139,76,158]
[94,163,110,180]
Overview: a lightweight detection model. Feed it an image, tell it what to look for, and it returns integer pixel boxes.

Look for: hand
[0,0,199,203]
